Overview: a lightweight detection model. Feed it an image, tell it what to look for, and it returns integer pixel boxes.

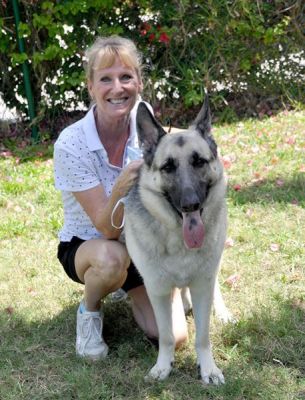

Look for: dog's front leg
[145,290,175,381]
[190,280,225,385]
[213,278,235,323]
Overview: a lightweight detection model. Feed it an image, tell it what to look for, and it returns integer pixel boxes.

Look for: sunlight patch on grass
[1,109,304,399]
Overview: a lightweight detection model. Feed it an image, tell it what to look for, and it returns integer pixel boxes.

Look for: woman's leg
[128,286,188,348]
[75,238,130,311]
[74,238,130,360]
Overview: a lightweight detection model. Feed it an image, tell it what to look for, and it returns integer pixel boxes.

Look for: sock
[79,301,87,314]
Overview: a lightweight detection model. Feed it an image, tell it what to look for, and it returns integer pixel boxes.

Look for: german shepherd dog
[124,97,231,385]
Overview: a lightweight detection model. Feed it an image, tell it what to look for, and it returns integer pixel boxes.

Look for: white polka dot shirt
[54,100,152,242]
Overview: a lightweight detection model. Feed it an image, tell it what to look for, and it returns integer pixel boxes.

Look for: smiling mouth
[108,98,128,105]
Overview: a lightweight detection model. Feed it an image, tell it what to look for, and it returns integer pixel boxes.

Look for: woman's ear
[138,77,144,93]
[87,80,94,99]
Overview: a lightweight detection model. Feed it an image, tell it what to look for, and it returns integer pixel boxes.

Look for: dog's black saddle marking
[175,136,186,147]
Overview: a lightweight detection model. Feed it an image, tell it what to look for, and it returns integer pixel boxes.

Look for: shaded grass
[1,109,305,399]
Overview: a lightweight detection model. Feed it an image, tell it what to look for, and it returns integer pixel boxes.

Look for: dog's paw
[145,363,172,381]
[216,310,236,324]
[198,364,225,385]
[214,307,237,324]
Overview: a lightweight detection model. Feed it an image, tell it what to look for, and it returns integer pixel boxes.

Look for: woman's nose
[112,78,124,92]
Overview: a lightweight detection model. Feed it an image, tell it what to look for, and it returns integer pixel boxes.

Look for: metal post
[12,0,39,142]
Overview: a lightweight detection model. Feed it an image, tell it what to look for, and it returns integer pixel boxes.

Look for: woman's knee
[174,327,188,349]
[90,241,130,286]
[172,288,188,348]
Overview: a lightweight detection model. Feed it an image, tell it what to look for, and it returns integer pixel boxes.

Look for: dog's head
[136,97,225,249]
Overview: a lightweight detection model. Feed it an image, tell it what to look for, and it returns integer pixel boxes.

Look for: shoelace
[79,314,103,354]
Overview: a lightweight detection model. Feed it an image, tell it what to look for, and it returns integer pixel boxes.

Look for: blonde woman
[54,36,188,360]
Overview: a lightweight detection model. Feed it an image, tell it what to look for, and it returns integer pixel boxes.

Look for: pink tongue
[182,210,204,249]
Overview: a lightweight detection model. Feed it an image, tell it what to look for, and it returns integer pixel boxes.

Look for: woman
[54,36,188,361]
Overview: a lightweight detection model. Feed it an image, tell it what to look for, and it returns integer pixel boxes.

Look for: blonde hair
[84,36,143,82]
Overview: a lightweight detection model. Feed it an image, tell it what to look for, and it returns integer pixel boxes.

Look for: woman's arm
[73,159,143,239]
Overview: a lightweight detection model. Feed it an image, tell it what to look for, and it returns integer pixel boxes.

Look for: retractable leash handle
[111,146,143,229]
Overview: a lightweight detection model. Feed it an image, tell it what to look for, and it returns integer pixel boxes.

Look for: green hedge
[0,0,304,128]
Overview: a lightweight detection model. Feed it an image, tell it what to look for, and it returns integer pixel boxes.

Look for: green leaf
[11,52,28,66]
[44,45,60,60]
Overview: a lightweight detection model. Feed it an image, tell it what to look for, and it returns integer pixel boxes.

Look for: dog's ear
[192,95,217,158]
[136,102,167,167]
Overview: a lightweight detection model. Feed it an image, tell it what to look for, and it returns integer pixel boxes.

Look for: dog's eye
[191,152,208,168]
[160,158,177,173]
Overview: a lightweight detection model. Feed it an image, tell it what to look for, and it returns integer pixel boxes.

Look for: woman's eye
[121,74,132,81]
[100,76,111,83]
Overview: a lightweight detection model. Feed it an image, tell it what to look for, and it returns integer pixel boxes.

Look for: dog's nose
[181,202,200,212]
[180,188,200,212]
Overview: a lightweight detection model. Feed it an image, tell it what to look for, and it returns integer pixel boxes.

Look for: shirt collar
[128,101,140,147]
[82,105,104,152]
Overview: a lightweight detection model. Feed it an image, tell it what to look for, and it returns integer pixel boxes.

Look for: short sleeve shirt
[54,100,152,241]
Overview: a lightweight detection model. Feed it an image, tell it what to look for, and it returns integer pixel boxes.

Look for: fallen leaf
[0,150,13,158]
[246,208,254,217]
[28,288,38,296]
[276,179,284,187]
[233,184,242,191]
[5,306,14,315]
[288,273,303,282]
[270,243,280,252]
[285,136,296,145]
[19,140,27,149]
[225,238,234,248]
[221,155,232,169]
[251,177,265,186]
[271,156,279,164]
[225,274,240,287]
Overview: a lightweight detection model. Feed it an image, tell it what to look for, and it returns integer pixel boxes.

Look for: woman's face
[88,56,143,122]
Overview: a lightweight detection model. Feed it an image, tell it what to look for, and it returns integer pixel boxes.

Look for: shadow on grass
[1,295,304,399]
[228,173,305,207]
[222,297,305,372]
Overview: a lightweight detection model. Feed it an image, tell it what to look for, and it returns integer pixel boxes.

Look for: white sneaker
[76,302,109,361]
[111,288,128,302]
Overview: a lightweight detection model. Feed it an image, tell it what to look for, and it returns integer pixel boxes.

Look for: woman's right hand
[113,159,144,198]
[73,159,144,239]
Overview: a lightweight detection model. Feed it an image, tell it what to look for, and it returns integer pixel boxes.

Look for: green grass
[1,110,305,399]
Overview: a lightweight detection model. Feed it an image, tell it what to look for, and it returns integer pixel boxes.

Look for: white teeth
[109,98,127,104]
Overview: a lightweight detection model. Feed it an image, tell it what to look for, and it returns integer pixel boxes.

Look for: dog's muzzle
[163,189,205,249]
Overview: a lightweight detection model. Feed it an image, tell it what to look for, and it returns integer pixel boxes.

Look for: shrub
[0,0,304,131]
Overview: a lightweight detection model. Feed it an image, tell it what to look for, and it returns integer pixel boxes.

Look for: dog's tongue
[182,210,204,249]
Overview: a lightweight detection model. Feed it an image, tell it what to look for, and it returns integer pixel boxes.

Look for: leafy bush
[0,0,304,130]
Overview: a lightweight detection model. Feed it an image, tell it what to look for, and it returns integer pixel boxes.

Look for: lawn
[0,109,304,399]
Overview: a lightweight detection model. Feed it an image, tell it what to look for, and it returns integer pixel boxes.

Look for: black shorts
[57,236,143,292]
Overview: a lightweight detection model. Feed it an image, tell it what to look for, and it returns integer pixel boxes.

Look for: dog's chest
[147,225,210,286]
